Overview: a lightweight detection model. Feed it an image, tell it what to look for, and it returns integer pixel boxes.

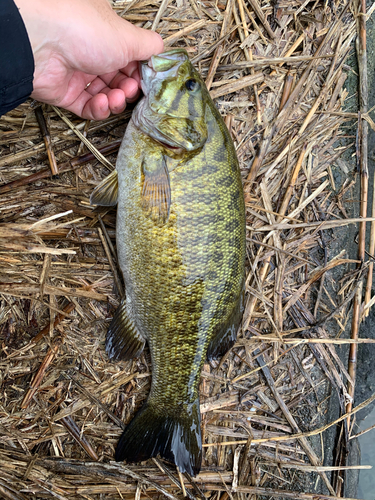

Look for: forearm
[0,0,34,116]
[3,0,163,119]
[13,0,140,75]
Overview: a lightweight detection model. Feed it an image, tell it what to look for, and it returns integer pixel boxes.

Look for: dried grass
[0,0,374,498]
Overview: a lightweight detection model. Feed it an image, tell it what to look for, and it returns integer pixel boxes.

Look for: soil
[324,8,375,496]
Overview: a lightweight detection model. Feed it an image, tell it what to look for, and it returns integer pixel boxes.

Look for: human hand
[14,0,164,120]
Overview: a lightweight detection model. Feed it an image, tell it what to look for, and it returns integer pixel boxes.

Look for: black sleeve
[0,0,34,116]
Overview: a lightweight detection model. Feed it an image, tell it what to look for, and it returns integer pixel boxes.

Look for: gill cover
[133,49,208,152]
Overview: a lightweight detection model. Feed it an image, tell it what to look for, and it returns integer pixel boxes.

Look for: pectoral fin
[141,154,171,223]
[90,170,118,206]
[106,300,145,361]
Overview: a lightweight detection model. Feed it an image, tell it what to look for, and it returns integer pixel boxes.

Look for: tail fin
[115,399,202,476]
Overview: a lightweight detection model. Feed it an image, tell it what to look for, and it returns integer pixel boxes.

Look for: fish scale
[90,49,246,476]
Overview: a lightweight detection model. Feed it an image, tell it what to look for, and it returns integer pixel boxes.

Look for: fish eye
[185,79,200,92]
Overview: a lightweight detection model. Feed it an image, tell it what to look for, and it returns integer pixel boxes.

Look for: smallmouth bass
[91,49,246,476]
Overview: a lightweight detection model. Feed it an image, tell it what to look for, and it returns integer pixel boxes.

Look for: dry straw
[0,0,374,498]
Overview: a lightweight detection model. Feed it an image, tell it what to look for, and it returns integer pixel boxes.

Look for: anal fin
[106,300,145,361]
[90,170,118,207]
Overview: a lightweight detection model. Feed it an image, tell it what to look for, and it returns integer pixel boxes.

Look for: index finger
[98,61,141,87]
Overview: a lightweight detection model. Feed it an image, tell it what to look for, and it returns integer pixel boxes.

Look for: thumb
[117,20,165,64]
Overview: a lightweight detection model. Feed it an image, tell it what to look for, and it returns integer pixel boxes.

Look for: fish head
[135,49,208,152]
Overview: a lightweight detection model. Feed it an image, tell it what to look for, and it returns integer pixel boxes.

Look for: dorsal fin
[206,324,237,361]
[207,289,244,360]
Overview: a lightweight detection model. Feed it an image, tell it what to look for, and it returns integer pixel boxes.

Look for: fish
[90,49,246,476]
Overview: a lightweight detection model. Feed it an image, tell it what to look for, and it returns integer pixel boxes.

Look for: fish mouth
[156,140,184,154]
[138,50,196,153]
[140,63,154,97]
[140,49,189,96]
